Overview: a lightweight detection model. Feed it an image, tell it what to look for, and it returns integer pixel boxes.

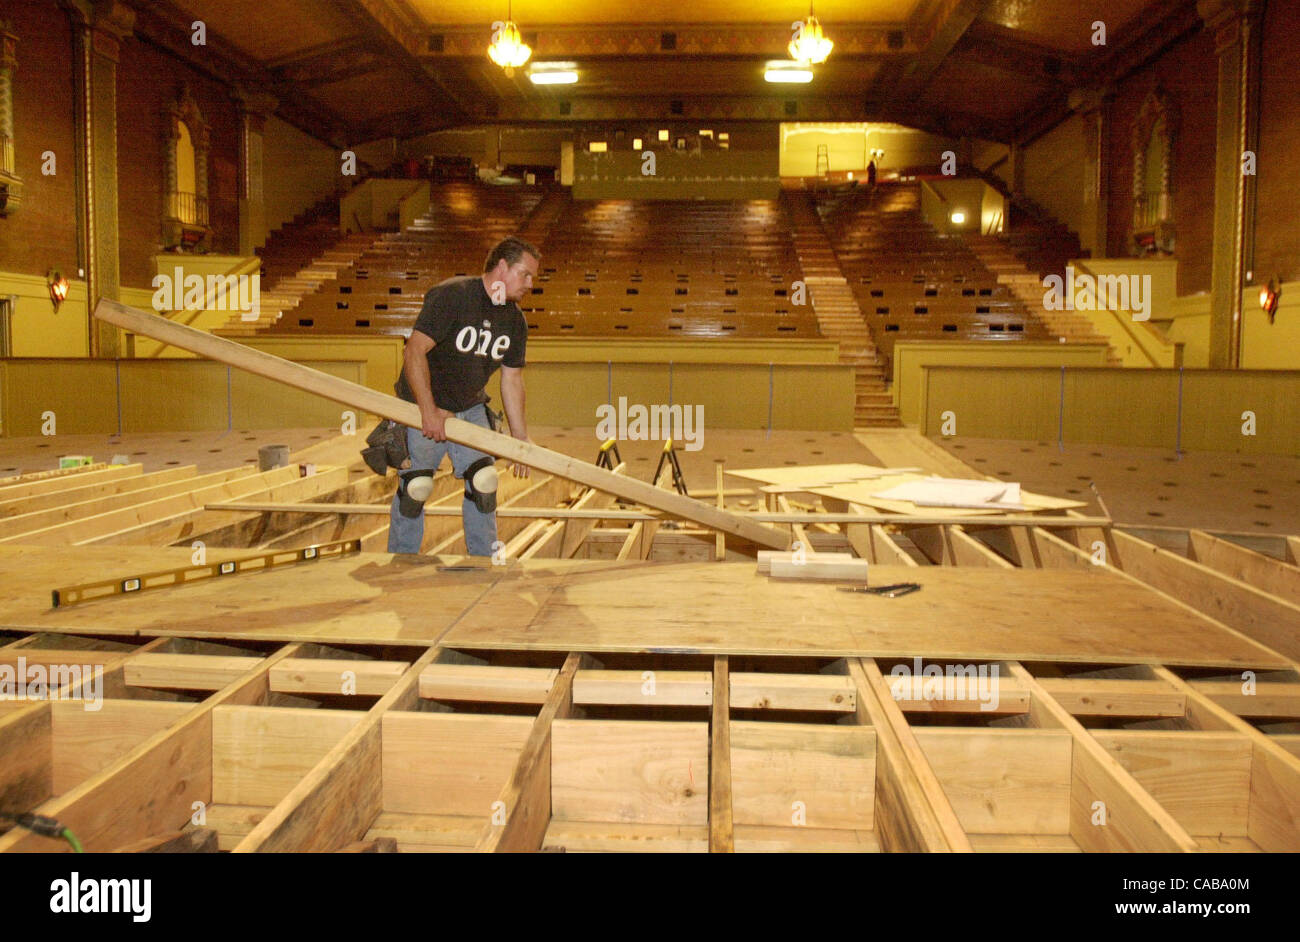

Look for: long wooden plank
[847,659,971,852]
[710,655,733,853]
[93,298,789,549]
[1149,666,1300,852]
[1187,530,1300,606]
[475,651,584,852]
[1004,662,1198,852]
[0,464,194,517]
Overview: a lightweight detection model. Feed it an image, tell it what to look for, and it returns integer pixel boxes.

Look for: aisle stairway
[782,191,901,427]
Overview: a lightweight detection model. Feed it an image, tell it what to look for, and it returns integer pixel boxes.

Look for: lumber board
[475,652,584,852]
[967,833,1081,853]
[233,646,442,853]
[0,703,53,820]
[199,804,270,850]
[1150,666,1300,852]
[1187,530,1300,607]
[0,464,135,501]
[419,663,557,704]
[0,643,302,852]
[710,655,733,853]
[112,827,219,853]
[1089,730,1252,837]
[93,298,790,549]
[382,712,534,816]
[551,718,709,827]
[733,825,880,853]
[50,699,195,794]
[730,672,856,712]
[270,657,408,698]
[847,659,971,852]
[212,705,365,806]
[573,669,712,706]
[125,653,262,691]
[730,721,875,830]
[561,464,624,558]
[913,728,1071,834]
[769,554,869,581]
[1187,679,1300,718]
[365,811,482,852]
[1037,677,1186,718]
[1004,662,1199,853]
[1107,529,1300,661]
[0,464,195,518]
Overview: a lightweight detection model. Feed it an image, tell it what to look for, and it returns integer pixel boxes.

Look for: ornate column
[1069,86,1114,258]
[1198,0,1264,368]
[66,0,135,357]
[0,20,22,215]
[233,87,278,254]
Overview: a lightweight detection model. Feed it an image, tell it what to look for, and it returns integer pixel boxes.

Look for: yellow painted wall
[261,116,344,245]
[779,123,957,177]
[1064,258,1180,366]
[0,358,366,437]
[1164,280,1300,371]
[1021,113,1092,253]
[0,271,90,357]
[920,179,989,234]
[922,365,1299,455]
[340,180,429,235]
[892,341,1112,426]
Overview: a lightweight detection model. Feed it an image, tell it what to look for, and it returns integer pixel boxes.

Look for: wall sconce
[1259,278,1281,324]
[47,269,69,312]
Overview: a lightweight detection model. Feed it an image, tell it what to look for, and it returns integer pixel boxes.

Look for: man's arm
[499,366,531,477]
[404,332,452,441]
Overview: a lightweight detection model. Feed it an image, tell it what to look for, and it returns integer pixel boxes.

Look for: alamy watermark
[595,396,704,451]
[888,657,1001,711]
[1042,265,1151,321]
[151,266,261,322]
[0,657,103,712]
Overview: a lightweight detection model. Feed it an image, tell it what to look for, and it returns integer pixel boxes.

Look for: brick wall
[1255,0,1300,286]
[1106,26,1218,296]
[0,1,80,278]
[116,38,240,289]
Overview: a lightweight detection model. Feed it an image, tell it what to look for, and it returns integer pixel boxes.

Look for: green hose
[62,828,83,853]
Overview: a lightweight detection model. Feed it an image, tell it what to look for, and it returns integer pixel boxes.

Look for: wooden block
[335,837,398,853]
[212,705,365,807]
[50,699,194,794]
[542,820,709,853]
[199,804,270,850]
[270,657,408,697]
[730,721,875,830]
[1090,731,1251,837]
[885,670,1028,714]
[124,653,261,691]
[381,711,534,817]
[418,663,558,704]
[573,669,711,706]
[914,728,1072,835]
[730,672,855,712]
[1188,679,1300,719]
[757,550,852,574]
[551,719,709,826]
[1037,677,1186,717]
[733,825,880,853]
[769,555,869,582]
[112,828,219,853]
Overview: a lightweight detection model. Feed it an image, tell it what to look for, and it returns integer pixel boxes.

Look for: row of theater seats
[518,198,820,338]
[814,183,1053,371]
[265,183,544,335]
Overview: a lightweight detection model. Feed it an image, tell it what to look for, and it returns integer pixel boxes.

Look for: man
[387,235,539,556]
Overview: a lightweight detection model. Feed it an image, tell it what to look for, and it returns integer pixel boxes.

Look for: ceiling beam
[952,21,1081,86]
[889,0,991,102]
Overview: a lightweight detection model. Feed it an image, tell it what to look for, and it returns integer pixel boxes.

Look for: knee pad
[464,456,498,514]
[397,469,434,518]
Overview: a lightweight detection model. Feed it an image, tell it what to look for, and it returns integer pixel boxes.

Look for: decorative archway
[1130,86,1177,255]
[163,83,210,250]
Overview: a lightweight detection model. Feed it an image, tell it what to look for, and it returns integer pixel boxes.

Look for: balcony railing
[0,135,13,175]
[1135,192,1168,230]
[167,190,209,226]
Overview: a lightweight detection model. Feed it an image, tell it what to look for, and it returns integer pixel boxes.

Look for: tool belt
[360,397,502,476]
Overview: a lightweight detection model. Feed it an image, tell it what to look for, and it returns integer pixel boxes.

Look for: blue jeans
[387,403,498,556]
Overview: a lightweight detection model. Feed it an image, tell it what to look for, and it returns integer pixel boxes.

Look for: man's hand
[420,406,452,441]
[509,436,533,478]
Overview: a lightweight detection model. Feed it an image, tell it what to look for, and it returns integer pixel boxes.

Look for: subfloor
[0,424,1296,853]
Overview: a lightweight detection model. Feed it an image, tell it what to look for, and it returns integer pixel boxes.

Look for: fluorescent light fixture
[528,61,578,85]
[529,70,577,85]
[765,61,813,83]
[950,210,966,225]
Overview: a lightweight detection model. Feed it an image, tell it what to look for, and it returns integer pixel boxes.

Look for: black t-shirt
[394,275,528,412]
